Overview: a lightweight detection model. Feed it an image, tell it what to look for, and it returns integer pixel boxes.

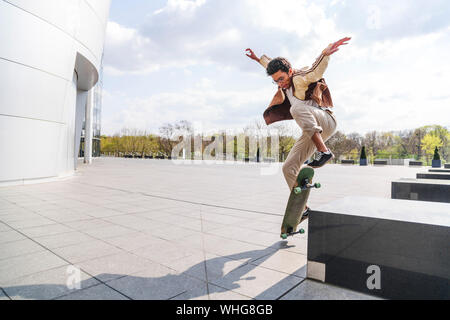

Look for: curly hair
[266,57,291,76]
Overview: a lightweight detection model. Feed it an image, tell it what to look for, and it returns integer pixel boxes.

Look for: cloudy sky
[102,0,450,137]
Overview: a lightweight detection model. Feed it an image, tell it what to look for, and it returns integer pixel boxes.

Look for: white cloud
[102,0,450,136]
[101,85,274,136]
[104,21,160,75]
[366,5,381,30]
[154,0,207,15]
[329,26,450,133]
[105,21,138,45]
[103,0,340,76]
[248,0,312,37]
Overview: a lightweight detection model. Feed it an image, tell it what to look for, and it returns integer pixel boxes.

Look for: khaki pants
[282,104,337,190]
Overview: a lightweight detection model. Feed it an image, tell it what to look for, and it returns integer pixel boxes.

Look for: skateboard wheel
[281,234,288,239]
[294,187,302,194]
[314,183,321,188]
[299,229,305,234]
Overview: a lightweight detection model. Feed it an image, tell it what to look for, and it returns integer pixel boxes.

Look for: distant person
[246,37,350,212]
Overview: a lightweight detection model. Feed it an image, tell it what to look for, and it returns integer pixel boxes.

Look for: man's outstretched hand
[245,48,259,61]
[322,37,351,56]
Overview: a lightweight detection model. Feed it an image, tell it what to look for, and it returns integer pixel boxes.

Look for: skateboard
[280,167,320,239]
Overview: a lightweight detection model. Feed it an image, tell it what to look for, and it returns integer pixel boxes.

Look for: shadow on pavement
[2,241,307,300]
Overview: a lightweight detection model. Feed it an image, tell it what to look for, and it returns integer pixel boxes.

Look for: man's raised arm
[299,53,330,84]
[245,48,271,69]
[299,37,351,83]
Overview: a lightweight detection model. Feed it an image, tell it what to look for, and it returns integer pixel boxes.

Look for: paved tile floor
[0,158,421,300]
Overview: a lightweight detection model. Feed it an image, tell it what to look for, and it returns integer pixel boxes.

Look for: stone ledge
[307,196,450,299]
[417,172,450,180]
[392,178,450,203]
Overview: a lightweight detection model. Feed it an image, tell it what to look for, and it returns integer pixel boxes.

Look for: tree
[421,133,443,164]
[326,132,362,160]
[327,131,351,162]
[99,122,449,164]
[423,125,449,161]
[362,131,379,158]
[158,120,192,157]
[347,132,363,150]
[271,123,296,162]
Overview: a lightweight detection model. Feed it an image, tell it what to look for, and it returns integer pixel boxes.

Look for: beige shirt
[285,86,319,107]
[285,86,333,113]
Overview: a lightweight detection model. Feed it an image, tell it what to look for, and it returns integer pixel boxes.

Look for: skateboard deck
[280,167,320,239]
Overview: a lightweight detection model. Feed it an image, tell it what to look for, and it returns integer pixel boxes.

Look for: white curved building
[0,0,111,185]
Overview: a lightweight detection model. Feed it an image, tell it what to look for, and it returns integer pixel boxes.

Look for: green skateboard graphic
[280,167,320,239]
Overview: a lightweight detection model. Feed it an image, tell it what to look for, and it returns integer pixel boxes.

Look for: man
[246,37,350,211]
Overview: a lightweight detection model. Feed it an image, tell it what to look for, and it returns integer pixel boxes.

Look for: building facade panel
[0,0,111,184]
[0,59,69,123]
[75,0,108,63]
[0,116,61,182]
[6,0,80,36]
[0,1,77,80]
[84,0,111,26]
[58,72,79,175]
